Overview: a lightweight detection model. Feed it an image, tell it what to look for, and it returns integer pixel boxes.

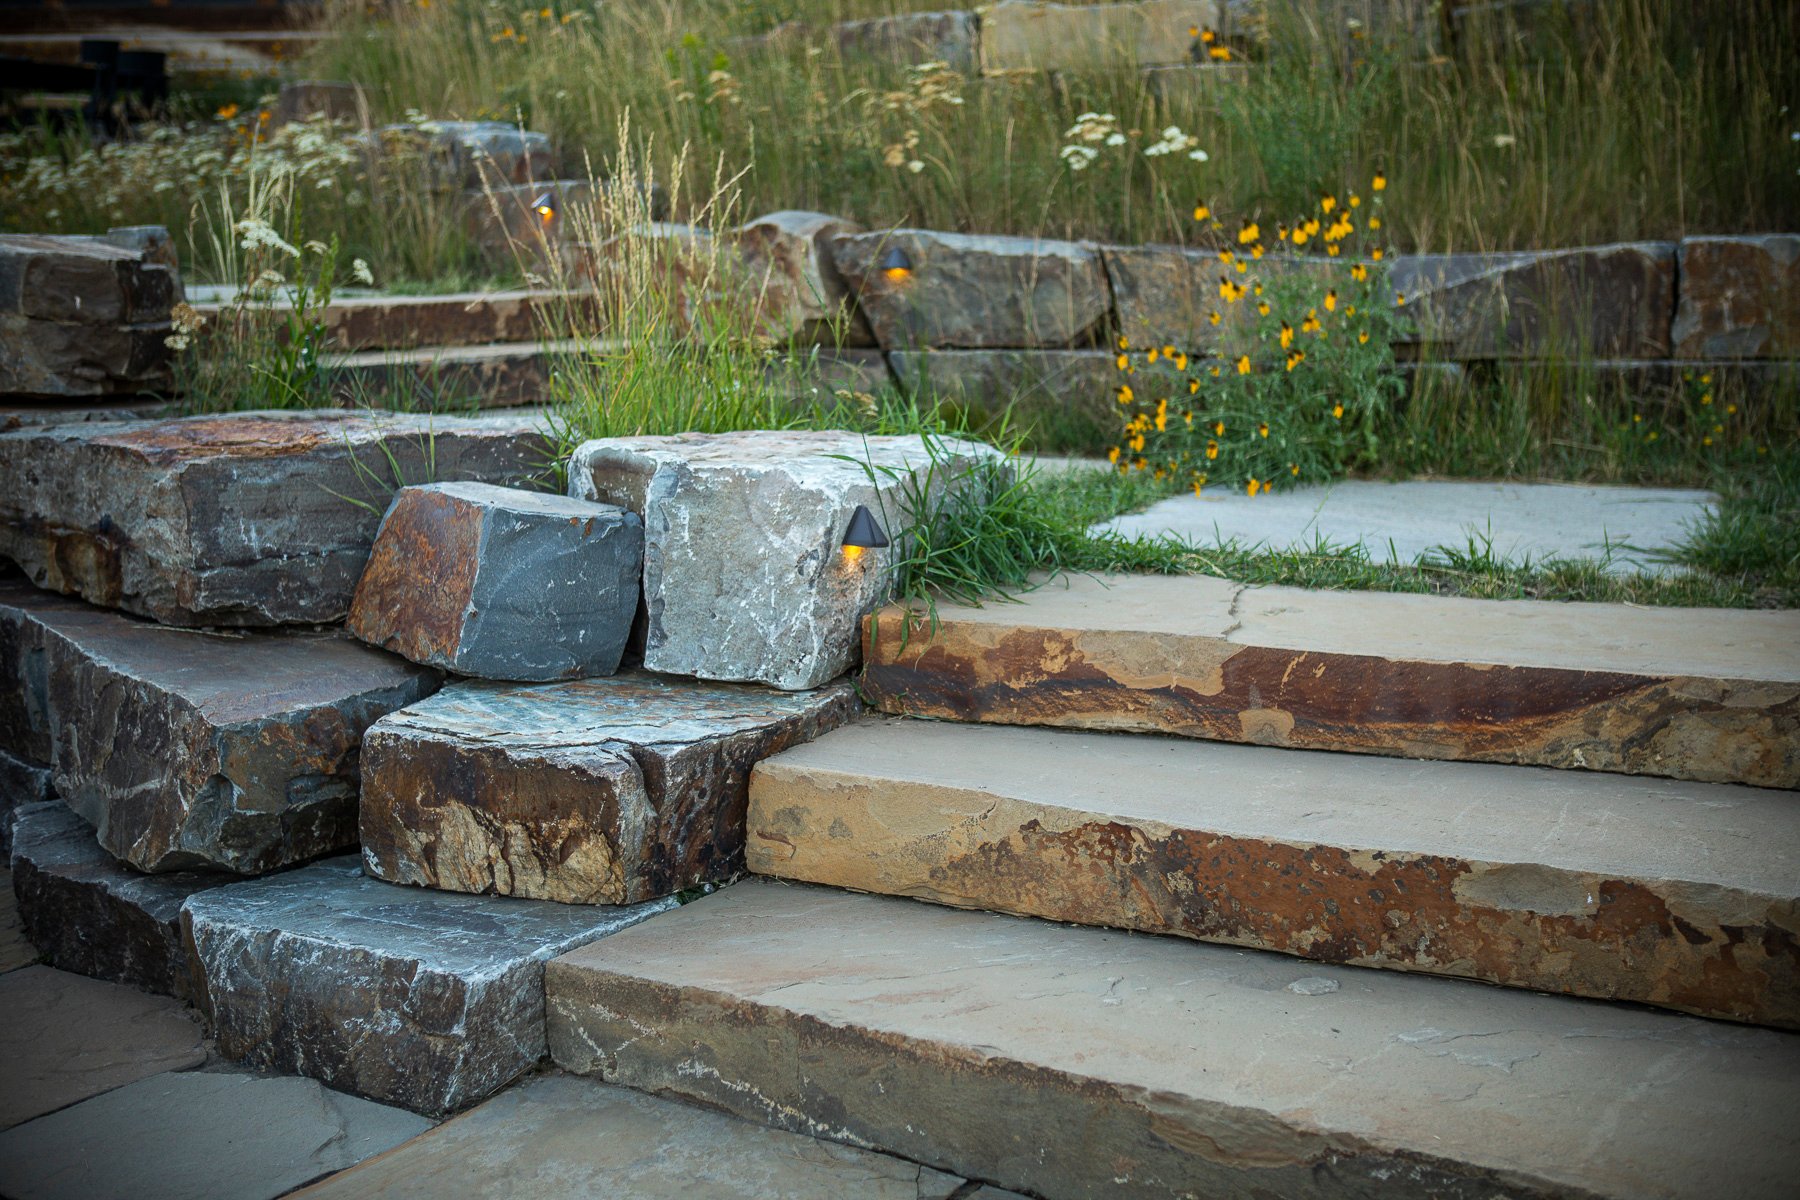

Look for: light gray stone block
[347,482,642,682]
[567,430,1004,689]
[181,857,676,1116]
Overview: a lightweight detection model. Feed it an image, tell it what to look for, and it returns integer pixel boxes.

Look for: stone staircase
[540,572,1800,1197]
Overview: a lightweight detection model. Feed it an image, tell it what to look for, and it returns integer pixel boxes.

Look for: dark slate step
[750,718,1800,1028]
[0,748,53,857]
[359,672,860,905]
[9,801,226,998]
[0,577,438,873]
[547,879,1800,1200]
[0,409,548,626]
[182,856,675,1117]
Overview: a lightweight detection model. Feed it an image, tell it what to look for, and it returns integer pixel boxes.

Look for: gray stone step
[360,673,860,905]
[190,290,588,353]
[290,1071,985,1200]
[0,409,547,625]
[749,718,1800,1027]
[861,571,1800,789]
[0,577,438,874]
[10,802,227,998]
[546,879,1800,1200]
[0,747,54,857]
[181,857,675,1116]
[0,1069,431,1200]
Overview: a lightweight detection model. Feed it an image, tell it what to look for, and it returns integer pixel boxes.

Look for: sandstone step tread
[861,572,1800,788]
[546,879,1800,1200]
[748,718,1800,1025]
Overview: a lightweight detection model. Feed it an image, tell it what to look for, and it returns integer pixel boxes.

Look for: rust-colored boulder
[1672,234,1800,358]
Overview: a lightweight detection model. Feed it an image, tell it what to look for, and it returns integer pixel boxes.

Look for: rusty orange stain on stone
[347,488,483,663]
[93,416,371,462]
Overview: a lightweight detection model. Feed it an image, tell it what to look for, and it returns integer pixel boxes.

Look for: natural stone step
[568,430,1003,690]
[359,672,860,904]
[290,1071,982,1199]
[181,856,675,1116]
[546,879,1800,1200]
[749,718,1800,1027]
[0,748,54,857]
[190,290,590,353]
[860,572,1800,788]
[10,802,226,998]
[346,482,642,682]
[0,577,438,873]
[318,341,563,409]
[0,409,547,625]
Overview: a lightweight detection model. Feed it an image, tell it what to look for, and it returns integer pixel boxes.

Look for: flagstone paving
[1096,478,1717,573]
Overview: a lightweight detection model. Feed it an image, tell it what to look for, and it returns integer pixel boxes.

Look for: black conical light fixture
[841,504,889,562]
[531,192,557,228]
[879,245,913,282]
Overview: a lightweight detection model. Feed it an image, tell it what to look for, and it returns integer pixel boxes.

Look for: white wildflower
[235,219,301,259]
[352,258,375,285]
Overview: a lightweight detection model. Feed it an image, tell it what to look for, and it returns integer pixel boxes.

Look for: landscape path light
[879,246,913,282]
[531,192,557,230]
[841,504,889,564]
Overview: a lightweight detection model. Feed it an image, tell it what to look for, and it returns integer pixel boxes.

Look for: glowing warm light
[531,192,557,228]
[878,246,913,283]
[842,544,865,563]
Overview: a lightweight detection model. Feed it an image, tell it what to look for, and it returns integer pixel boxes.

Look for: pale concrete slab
[548,880,1800,1200]
[1097,479,1718,573]
[0,1069,432,1200]
[0,870,35,974]
[293,1072,965,1199]
[0,966,205,1130]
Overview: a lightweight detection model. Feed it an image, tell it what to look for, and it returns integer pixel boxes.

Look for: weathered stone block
[9,802,224,998]
[1388,243,1676,358]
[360,672,861,905]
[1672,235,1800,359]
[567,430,1004,690]
[979,1,1221,73]
[348,482,642,682]
[400,120,559,188]
[0,232,177,326]
[831,230,1112,350]
[0,410,547,626]
[181,857,675,1115]
[0,576,439,873]
[0,749,54,857]
[1102,243,1340,352]
[737,211,875,346]
[889,348,1118,440]
[272,80,365,128]
[0,315,172,398]
[832,10,978,72]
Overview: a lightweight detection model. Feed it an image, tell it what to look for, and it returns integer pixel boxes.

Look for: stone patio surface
[1096,479,1718,573]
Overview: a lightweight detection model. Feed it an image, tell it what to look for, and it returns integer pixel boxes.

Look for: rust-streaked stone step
[749,718,1800,1028]
[860,573,1800,789]
[547,880,1800,1200]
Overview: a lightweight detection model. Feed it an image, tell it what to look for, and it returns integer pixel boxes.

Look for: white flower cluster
[1061,112,1125,171]
[1143,125,1209,162]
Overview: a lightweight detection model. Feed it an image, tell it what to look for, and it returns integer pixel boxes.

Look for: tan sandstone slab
[750,718,1800,1026]
[860,572,1800,788]
[291,1072,968,1200]
[0,965,206,1130]
[547,880,1800,1200]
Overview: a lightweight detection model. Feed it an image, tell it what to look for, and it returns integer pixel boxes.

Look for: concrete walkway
[1094,479,1718,574]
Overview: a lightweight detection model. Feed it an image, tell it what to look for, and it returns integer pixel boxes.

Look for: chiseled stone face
[181,857,675,1116]
[830,230,1112,350]
[568,430,1004,690]
[1672,234,1800,359]
[0,577,439,874]
[348,482,642,682]
[0,410,547,627]
[360,672,861,904]
[9,801,225,998]
[748,719,1800,1029]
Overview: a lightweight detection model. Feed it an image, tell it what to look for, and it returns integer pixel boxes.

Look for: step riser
[860,615,1800,789]
[748,766,1799,1029]
[547,968,1533,1200]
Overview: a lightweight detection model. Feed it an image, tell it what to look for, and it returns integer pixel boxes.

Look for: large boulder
[181,857,675,1116]
[831,230,1112,350]
[9,802,226,998]
[832,11,979,72]
[979,0,1221,73]
[0,231,180,397]
[0,410,547,626]
[360,673,861,905]
[0,576,438,874]
[1672,235,1800,359]
[1388,243,1676,359]
[347,482,642,682]
[568,430,1004,690]
[736,211,876,346]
